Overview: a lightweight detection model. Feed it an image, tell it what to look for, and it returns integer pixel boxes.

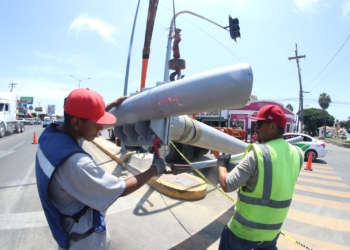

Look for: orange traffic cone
[32,132,38,144]
[304,153,313,171]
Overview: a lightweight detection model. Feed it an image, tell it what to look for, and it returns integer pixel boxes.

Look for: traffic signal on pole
[229,16,240,41]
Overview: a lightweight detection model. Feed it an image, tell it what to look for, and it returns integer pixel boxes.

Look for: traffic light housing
[229,16,240,41]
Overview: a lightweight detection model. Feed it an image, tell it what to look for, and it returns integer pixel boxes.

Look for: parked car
[42,119,52,128]
[326,131,333,138]
[339,133,347,140]
[18,117,29,125]
[34,119,42,125]
[283,133,326,161]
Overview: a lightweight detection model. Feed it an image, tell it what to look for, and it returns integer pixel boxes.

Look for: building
[196,99,295,137]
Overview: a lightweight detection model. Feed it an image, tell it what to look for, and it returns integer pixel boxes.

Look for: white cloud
[295,0,320,12]
[342,0,350,18]
[69,14,116,43]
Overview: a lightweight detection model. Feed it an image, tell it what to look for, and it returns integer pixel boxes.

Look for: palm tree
[285,104,294,112]
[318,92,331,136]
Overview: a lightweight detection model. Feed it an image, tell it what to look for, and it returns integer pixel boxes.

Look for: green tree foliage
[28,105,33,111]
[340,119,350,133]
[303,108,334,136]
[285,104,294,112]
[318,92,332,136]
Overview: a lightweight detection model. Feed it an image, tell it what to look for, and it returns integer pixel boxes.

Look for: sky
[1,0,349,121]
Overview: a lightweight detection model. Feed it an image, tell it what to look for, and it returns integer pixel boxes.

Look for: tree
[318,92,332,136]
[303,108,334,136]
[285,104,294,112]
[340,119,350,133]
[28,105,33,111]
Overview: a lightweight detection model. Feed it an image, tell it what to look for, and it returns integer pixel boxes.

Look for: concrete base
[126,154,207,200]
[148,173,207,201]
[93,137,207,201]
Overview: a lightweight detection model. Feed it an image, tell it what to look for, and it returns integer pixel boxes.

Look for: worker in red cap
[217,105,303,250]
[35,88,166,250]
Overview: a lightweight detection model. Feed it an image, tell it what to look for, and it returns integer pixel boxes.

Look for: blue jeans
[219,225,279,250]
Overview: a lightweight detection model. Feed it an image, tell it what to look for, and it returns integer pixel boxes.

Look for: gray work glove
[216,154,231,168]
[151,154,166,175]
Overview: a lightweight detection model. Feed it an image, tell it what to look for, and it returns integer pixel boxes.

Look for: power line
[306,34,350,89]
[158,3,278,97]
[9,83,17,92]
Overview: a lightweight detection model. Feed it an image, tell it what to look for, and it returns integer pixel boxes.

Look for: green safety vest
[228,138,303,242]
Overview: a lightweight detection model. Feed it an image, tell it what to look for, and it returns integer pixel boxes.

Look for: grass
[317,136,350,144]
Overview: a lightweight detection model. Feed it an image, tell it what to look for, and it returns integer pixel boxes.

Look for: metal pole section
[123,0,141,96]
[288,44,305,133]
[189,136,303,170]
[163,11,230,82]
[111,63,253,126]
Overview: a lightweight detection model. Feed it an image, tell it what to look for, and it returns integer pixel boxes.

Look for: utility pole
[9,83,17,92]
[288,43,306,133]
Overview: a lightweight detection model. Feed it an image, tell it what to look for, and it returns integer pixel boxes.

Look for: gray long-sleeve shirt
[225,150,259,192]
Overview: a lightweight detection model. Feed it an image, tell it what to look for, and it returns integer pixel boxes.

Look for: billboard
[20,96,34,104]
[48,105,55,115]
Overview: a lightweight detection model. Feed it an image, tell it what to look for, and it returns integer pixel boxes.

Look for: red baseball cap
[64,88,116,125]
[247,105,287,129]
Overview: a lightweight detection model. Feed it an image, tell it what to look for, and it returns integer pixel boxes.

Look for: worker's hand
[113,96,128,107]
[105,96,129,112]
[216,154,231,168]
[151,154,166,176]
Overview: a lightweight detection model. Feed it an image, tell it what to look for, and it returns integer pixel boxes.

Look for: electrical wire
[158,3,278,97]
[306,34,350,90]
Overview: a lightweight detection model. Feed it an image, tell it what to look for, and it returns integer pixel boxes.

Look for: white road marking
[0,194,141,230]
[0,142,25,159]
[4,161,34,215]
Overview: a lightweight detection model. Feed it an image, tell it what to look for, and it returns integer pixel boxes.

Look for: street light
[70,75,91,88]
[163,11,235,82]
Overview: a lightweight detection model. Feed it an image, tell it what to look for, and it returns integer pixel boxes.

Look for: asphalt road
[0,126,349,249]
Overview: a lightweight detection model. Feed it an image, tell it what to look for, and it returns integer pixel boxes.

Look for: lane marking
[0,142,25,159]
[297,177,349,188]
[5,162,34,214]
[280,229,350,250]
[295,184,350,198]
[312,165,332,170]
[299,172,342,180]
[0,193,143,230]
[287,209,350,232]
[292,193,350,211]
[311,169,338,175]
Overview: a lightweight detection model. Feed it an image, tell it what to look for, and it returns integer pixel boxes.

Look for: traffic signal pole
[288,43,306,133]
[163,11,235,82]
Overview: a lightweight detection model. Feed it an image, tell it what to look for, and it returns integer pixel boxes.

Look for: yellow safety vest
[228,138,303,241]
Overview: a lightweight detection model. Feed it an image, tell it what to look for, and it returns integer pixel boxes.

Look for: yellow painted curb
[148,173,207,201]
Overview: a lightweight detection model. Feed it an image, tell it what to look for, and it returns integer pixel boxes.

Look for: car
[339,133,347,140]
[34,119,42,125]
[42,119,53,128]
[283,133,326,161]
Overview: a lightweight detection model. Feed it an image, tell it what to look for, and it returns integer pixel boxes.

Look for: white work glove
[151,154,166,175]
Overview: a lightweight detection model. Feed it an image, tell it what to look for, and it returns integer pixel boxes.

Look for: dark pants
[219,225,279,250]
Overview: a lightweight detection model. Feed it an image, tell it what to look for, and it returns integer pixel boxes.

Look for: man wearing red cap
[35,88,166,250]
[217,105,303,250]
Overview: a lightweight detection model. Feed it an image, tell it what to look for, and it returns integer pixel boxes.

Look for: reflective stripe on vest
[237,144,303,209]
